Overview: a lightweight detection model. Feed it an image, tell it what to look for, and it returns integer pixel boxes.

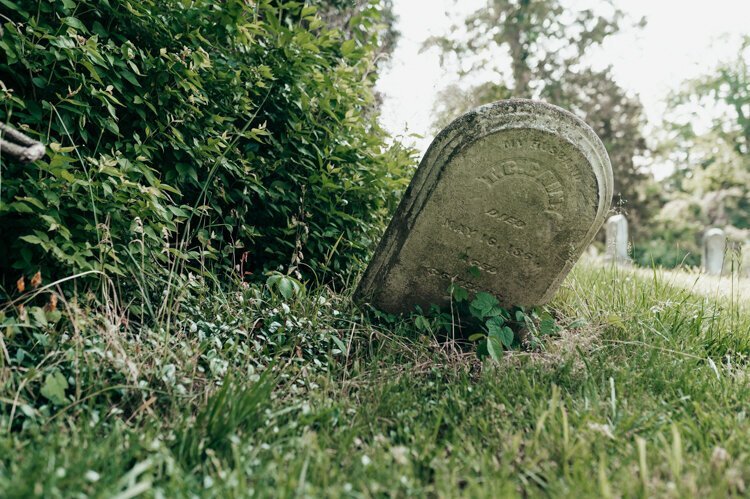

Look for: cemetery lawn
[3,262,750,497]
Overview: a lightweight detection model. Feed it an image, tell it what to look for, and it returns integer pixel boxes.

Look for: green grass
[3,262,750,497]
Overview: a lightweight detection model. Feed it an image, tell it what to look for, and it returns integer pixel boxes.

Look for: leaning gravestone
[604,214,632,266]
[355,100,613,314]
[702,228,726,275]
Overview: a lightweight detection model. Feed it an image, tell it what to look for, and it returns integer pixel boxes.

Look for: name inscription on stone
[477,159,565,213]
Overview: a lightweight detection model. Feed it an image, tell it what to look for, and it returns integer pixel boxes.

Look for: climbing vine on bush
[0,0,414,299]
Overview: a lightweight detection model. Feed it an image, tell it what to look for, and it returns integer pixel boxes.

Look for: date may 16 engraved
[442,218,542,275]
[476,159,564,212]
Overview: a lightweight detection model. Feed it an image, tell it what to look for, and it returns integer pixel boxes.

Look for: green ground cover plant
[2,263,750,497]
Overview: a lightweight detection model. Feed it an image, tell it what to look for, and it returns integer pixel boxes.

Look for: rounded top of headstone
[705,227,726,238]
[422,99,614,216]
[425,99,613,210]
[607,214,627,224]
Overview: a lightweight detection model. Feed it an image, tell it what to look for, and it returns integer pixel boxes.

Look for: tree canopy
[0,0,414,300]
[427,0,652,233]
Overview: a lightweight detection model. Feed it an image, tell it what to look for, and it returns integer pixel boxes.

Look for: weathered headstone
[355,100,613,314]
[702,228,726,275]
[604,214,631,265]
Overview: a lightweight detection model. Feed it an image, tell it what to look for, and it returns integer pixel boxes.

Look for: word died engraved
[485,209,525,229]
[477,159,564,212]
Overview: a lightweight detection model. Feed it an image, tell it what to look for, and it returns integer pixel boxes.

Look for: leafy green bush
[633,198,703,268]
[0,0,413,298]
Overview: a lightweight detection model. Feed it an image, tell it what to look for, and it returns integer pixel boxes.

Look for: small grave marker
[702,228,726,275]
[604,214,631,266]
[355,100,613,314]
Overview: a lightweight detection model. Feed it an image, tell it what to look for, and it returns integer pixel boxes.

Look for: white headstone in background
[741,241,750,278]
[604,214,631,265]
[702,228,726,276]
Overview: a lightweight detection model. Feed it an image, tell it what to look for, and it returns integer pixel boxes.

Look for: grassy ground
[631,264,750,303]
[2,262,750,497]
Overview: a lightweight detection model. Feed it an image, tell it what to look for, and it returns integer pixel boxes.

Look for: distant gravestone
[604,214,631,265]
[702,228,726,275]
[355,100,613,314]
[741,241,750,277]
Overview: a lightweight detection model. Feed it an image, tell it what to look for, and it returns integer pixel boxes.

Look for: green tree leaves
[0,0,414,300]
[427,0,652,236]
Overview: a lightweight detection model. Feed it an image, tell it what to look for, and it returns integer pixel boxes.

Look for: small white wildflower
[361,455,371,466]
[281,303,290,314]
[390,446,409,465]
[317,296,326,305]
[161,364,176,385]
[189,322,198,333]
[268,321,282,333]
[712,446,731,467]
[209,358,228,378]
[587,422,615,439]
[85,470,100,482]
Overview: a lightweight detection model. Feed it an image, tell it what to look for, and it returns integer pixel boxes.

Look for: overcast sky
[376,0,750,161]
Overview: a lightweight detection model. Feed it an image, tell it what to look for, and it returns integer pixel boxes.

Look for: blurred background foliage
[0,0,414,304]
[426,0,750,270]
[647,36,750,267]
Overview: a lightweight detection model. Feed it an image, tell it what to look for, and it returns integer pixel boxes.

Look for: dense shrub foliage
[0,0,413,297]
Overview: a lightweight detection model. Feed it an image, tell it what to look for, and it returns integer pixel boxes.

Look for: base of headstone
[604,255,632,267]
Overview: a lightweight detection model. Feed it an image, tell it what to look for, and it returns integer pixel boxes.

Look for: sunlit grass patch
[2,262,750,496]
